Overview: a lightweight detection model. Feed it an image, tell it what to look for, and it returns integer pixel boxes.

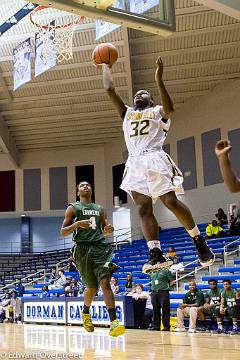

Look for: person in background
[215,280,239,334]
[40,285,50,298]
[0,293,11,323]
[65,278,74,297]
[206,220,225,239]
[48,270,67,290]
[110,276,119,295]
[167,246,177,260]
[127,284,149,300]
[125,273,134,293]
[175,281,204,333]
[128,284,149,328]
[198,279,222,331]
[215,208,228,226]
[229,214,240,236]
[215,140,240,193]
[15,279,25,297]
[71,279,80,297]
[4,291,21,323]
[170,257,184,274]
[150,268,175,331]
[48,268,57,285]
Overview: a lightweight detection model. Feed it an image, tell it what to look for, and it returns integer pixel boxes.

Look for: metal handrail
[56,258,70,273]
[0,268,47,293]
[223,238,240,266]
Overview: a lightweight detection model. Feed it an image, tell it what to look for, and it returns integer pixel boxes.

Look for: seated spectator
[127,284,149,300]
[40,285,50,298]
[15,279,25,297]
[198,279,222,331]
[65,278,79,297]
[215,208,228,226]
[0,293,11,323]
[125,274,134,293]
[128,284,149,328]
[215,280,239,334]
[48,268,57,285]
[48,270,67,290]
[110,276,119,295]
[167,246,177,260]
[4,291,21,323]
[175,281,204,333]
[229,215,240,236]
[149,268,175,331]
[170,257,184,274]
[70,279,79,297]
[206,220,225,239]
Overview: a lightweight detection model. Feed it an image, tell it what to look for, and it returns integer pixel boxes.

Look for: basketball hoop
[30,5,85,62]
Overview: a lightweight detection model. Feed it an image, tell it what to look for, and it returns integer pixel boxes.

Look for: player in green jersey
[215,280,238,334]
[61,181,125,337]
[198,279,221,331]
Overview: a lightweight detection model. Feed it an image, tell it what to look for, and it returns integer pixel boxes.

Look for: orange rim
[29,5,85,30]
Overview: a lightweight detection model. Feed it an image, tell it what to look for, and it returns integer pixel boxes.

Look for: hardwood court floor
[0,324,240,359]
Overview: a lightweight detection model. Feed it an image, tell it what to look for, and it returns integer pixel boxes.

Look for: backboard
[36,0,176,37]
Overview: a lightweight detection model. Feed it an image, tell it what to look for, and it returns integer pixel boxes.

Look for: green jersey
[71,201,105,244]
[184,289,204,306]
[221,289,237,307]
[150,269,174,291]
[206,288,222,305]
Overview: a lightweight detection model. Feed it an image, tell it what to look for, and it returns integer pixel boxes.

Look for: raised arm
[60,206,91,237]
[215,140,240,193]
[102,64,127,119]
[155,57,174,118]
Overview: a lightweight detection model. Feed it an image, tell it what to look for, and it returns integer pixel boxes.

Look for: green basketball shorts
[71,242,119,288]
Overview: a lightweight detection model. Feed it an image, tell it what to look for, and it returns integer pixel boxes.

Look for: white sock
[147,240,161,250]
[218,322,222,329]
[187,225,200,238]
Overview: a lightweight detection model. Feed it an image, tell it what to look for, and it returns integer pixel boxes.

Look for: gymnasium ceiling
[0,0,240,166]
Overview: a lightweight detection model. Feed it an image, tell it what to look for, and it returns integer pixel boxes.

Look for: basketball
[92,43,118,66]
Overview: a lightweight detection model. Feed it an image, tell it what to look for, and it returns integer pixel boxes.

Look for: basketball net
[30,6,85,63]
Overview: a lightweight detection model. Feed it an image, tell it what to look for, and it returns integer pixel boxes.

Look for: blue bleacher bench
[218,267,240,273]
[24,289,65,295]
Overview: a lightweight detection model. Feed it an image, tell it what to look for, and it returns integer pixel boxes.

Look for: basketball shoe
[142,248,173,274]
[109,319,125,337]
[82,312,94,332]
[192,235,215,267]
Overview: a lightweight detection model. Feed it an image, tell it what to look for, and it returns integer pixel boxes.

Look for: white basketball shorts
[120,150,184,203]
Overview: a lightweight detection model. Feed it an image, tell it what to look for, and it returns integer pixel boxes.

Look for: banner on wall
[13,38,32,91]
[23,301,66,323]
[95,0,125,40]
[129,0,160,14]
[67,300,125,325]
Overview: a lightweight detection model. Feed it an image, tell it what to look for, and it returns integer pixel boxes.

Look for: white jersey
[123,105,170,155]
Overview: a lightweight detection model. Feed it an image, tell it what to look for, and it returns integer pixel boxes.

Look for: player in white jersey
[102,57,214,273]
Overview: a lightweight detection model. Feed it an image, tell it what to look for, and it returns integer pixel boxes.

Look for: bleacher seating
[1,223,239,313]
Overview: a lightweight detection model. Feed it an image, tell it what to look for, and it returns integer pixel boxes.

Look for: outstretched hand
[215,140,232,158]
[155,57,164,83]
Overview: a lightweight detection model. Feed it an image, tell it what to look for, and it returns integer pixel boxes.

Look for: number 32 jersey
[123,105,170,155]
